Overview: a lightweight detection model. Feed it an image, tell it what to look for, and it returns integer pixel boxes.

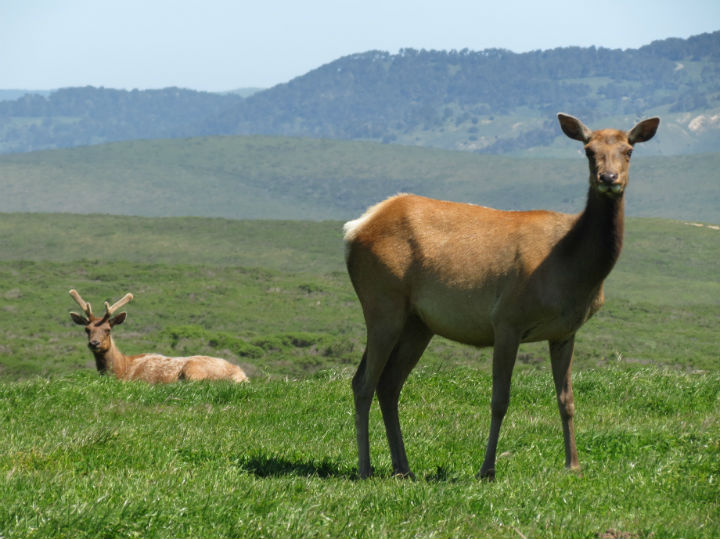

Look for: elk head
[69,289,133,371]
[558,113,659,198]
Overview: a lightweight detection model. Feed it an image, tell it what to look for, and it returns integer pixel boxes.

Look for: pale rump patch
[343,208,376,242]
[343,194,409,262]
[343,194,407,240]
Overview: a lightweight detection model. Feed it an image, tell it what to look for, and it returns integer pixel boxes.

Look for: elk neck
[558,186,625,285]
[92,336,131,379]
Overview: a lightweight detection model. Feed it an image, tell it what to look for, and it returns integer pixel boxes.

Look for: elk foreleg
[549,336,580,470]
[479,329,520,480]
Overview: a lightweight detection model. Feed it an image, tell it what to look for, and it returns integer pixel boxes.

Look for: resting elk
[344,113,659,479]
[69,289,249,383]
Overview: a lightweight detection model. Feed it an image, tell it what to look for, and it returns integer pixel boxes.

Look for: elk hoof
[477,468,496,482]
[357,467,373,480]
[566,463,583,477]
[392,471,416,481]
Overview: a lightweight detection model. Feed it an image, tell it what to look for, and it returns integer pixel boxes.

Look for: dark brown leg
[352,309,405,479]
[549,336,580,470]
[376,315,432,478]
[479,328,520,480]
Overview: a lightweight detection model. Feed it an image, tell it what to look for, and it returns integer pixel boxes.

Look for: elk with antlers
[69,289,248,383]
[344,113,659,479]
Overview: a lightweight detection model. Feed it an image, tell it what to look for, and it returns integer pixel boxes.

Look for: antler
[104,293,134,317]
[69,289,133,321]
[69,289,94,319]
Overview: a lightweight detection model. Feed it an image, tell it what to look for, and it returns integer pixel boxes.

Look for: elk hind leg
[352,311,405,478]
[180,359,209,381]
[376,315,432,478]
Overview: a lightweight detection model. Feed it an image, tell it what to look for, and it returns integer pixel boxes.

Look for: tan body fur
[344,114,659,480]
[345,197,603,346]
[69,290,248,384]
[96,344,249,384]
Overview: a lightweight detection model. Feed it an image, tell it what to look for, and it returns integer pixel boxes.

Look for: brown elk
[69,289,249,383]
[344,113,659,479]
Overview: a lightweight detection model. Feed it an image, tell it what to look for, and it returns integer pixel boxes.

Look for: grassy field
[0,212,718,537]
[0,213,718,380]
[1,367,718,538]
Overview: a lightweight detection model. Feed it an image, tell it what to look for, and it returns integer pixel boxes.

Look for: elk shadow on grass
[235,451,354,480]
[235,452,462,482]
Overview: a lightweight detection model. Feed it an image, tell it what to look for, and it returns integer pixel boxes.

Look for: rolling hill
[0,135,717,223]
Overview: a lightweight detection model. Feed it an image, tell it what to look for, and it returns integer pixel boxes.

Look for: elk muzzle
[596,171,625,196]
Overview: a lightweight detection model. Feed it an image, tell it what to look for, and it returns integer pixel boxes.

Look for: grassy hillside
[0,213,717,381]
[0,214,344,273]
[0,136,718,223]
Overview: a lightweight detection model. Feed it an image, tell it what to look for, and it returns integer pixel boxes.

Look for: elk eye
[626,149,633,158]
[84,327,90,334]
[585,148,594,158]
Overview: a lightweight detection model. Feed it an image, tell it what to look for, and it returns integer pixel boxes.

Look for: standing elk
[344,113,659,479]
[69,289,249,383]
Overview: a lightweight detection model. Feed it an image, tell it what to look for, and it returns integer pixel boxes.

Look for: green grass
[0,213,346,273]
[1,366,718,538]
[0,212,718,537]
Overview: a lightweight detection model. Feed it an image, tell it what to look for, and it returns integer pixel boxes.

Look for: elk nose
[599,172,618,185]
[88,340,101,350]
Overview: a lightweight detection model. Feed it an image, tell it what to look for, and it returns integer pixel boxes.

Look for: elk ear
[628,117,660,144]
[70,312,89,326]
[558,113,592,143]
[109,312,127,327]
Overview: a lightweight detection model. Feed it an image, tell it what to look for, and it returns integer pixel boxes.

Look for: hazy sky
[2,0,718,92]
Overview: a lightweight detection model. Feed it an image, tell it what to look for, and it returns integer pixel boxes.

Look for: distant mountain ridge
[1,31,718,155]
[0,87,245,153]
[0,90,52,102]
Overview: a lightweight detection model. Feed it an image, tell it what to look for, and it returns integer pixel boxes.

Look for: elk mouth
[596,181,625,197]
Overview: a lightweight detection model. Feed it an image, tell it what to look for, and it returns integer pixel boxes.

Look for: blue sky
[2,0,718,91]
